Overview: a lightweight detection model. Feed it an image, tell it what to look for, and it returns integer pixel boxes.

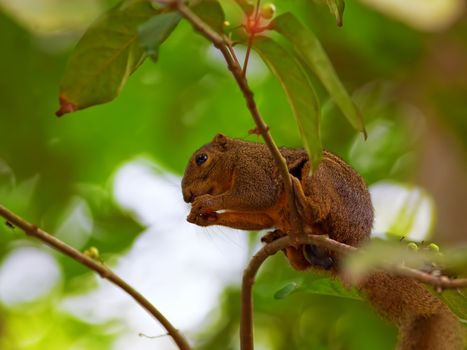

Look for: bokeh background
[0,0,466,349]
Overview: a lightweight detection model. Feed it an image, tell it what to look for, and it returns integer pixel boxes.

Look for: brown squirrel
[182,134,464,350]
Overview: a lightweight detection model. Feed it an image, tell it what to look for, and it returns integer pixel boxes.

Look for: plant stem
[242,34,254,77]
[242,0,261,76]
[241,236,290,350]
[0,204,191,350]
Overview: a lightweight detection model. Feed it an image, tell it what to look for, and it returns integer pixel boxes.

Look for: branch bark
[0,204,191,350]
[241,236,290,350]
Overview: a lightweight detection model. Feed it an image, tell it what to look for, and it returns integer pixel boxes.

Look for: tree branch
[394,264,467,289]
[169,0,306,243]
[0,204,191,350]
[240,232,467,350]
[241,236,290,350]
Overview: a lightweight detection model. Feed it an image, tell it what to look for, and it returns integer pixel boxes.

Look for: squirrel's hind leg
[303,245,334,270]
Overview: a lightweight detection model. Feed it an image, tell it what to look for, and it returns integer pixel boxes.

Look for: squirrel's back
[320,151,373,245]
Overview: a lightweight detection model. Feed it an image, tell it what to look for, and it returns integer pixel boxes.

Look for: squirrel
[181,133,464,350]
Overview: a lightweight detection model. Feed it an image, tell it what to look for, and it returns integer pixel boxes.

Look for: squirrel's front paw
[261,229,286,244]
[187,210,217,226]
[187,195,218,226]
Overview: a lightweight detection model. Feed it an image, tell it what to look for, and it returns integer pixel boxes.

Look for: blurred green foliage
[0,0,466,349]
[0,303,115,350]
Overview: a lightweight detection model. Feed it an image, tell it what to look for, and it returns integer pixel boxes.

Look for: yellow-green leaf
[253,36,322,170]
[326,0,345,27]
[273,12,367,138]
[56,0,160,116]
[274,282,300,300]
[233,0,254,14]
[303,277,362,300]
[437,289,467,325]
[139,11,182,61]
[192,0,226,34]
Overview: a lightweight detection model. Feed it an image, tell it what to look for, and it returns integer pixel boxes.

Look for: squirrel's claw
[188,194,218,226]
[261,229,286,244]
[187,211,217,226]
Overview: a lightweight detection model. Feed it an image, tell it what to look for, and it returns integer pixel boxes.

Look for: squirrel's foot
[261,229,286,244]
[291,176,329,223]
[303,245,334,270]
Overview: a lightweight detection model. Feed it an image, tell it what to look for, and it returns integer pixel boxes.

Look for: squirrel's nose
[183,190,194,203]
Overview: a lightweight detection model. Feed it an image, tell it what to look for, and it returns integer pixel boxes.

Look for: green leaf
[76,183,143,252]
[139,0,224,61]
[58,183,144,282]
[139,11,182,61]
[233,0,254,14]
[192,0,226,34]
[344,239,440,282]
[253,36,322,169]
[325,0,345,27]
[303,277,362,300]
[273,13,367,138]
[441,247,467,273]
[437,289,467,325]
[56,0,160,116]
[274,278,361,300]
[274,282,300,299]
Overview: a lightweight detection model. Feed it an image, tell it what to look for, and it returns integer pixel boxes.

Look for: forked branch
[240,232,467,350]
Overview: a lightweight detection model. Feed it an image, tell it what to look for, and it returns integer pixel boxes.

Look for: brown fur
[362,273,463,350]
[182,134,463,349]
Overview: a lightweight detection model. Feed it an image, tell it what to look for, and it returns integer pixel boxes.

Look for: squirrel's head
[182,134,235,203]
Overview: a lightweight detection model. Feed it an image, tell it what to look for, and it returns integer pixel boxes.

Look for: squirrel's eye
[195,153,208,166]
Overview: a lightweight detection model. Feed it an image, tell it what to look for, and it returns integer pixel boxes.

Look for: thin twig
[0,204,191,350]
[226,38,241,67]
[170,0,306,244]
[242,34,255,76]
[242,0,261,76]
[241,233,467,350]
[394,265,467,289]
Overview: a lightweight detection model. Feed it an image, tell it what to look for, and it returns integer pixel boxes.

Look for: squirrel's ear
[212,133,228,148]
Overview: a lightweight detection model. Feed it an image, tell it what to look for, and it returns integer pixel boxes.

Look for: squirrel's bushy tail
[361,272,464,350]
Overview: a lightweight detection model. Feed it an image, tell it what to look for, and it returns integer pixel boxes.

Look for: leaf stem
[242,0,261,76]
[226,38,241,67]
[242,34,254,77]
